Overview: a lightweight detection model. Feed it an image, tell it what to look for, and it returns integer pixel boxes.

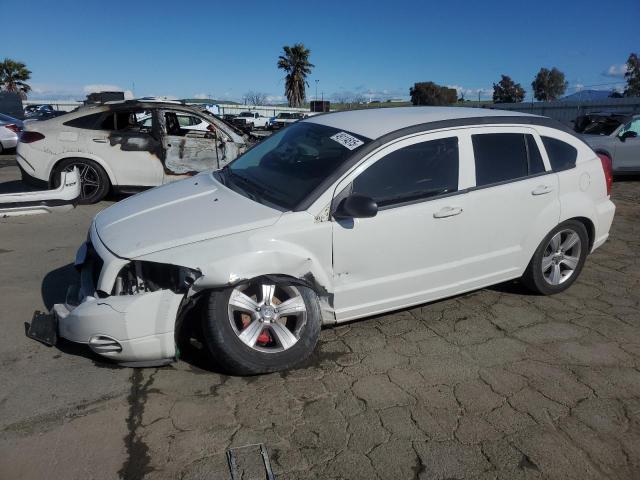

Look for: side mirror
[334,194,378,219]
[619,130,638,142]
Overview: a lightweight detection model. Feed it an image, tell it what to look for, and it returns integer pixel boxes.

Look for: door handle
[92,138,107,143]
[531,185,553,195]
[433,206,463,218]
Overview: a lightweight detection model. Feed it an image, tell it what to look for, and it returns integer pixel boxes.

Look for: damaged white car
[16,100,249,204]
[27,107,615,374]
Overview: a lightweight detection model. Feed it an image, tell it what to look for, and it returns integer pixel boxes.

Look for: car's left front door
[160,110,226,181]
[331,131,475,322]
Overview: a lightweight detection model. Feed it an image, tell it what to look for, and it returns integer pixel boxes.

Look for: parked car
[578,113,640,173]
[16,100,249,203]
[23,109,67,123]
[27,107,615,374]
[232,111,270,130]
[268,112,305,130]
[0,113,24,153]
[138,112,208,131]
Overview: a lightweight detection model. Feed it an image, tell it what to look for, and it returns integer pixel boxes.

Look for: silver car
[580,114,640,173]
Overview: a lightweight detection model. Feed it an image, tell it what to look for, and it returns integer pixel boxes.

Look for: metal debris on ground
[227,443,275,480]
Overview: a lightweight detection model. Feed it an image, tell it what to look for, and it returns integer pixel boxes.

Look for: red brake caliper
[257,330,271,344]
[241,314,271,345]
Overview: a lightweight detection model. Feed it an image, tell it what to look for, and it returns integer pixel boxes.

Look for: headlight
[113,261,201,296]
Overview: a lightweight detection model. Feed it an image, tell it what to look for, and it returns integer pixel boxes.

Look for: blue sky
[5,0,639,102]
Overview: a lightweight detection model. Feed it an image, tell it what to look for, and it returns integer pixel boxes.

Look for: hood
[95,173,282,258]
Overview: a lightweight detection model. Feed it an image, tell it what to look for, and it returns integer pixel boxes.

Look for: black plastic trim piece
[0,197,77,210]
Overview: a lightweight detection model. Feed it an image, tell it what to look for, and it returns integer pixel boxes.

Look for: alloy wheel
[541,229,582,286]
[227,282,307,353]
[65,163,101,200]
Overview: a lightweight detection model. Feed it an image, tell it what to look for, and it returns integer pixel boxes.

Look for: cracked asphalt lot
[1,155,640,479]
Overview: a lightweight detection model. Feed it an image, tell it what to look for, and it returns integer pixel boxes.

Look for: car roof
[304,106,540,139]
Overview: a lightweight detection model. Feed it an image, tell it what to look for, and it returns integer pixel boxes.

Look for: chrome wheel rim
[542,229,581,286]
[65,163,100,200]
[227,282,307,353]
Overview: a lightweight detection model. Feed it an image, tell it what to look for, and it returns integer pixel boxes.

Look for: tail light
[19,131,45,143]
[597,152,613,196]
[4,123,21,133]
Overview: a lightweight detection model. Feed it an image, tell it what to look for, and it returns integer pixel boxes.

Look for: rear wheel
[522,220,589,295]
[52,158,110,204]
[201,279,321,375]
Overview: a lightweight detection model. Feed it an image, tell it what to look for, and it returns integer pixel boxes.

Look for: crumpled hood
[95,173,282,258]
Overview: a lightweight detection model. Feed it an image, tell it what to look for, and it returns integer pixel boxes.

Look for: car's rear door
[88,108,164,187]
[460,127,560,280]
[331,130,476,321]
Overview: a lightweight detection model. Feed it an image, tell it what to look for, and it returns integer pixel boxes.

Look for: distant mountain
[561,90,615,101]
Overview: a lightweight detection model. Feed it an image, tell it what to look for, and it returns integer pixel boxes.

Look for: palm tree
[0,58,32,99]
[277,44,314,107]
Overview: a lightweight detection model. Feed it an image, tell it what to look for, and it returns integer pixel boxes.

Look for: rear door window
[472,133,547,187]
[352,136,459,208]
[541,136,577,171]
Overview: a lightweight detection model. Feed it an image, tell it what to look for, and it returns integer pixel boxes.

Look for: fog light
[89,335,122,354]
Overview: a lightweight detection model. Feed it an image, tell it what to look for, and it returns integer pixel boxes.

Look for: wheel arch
[566,216,595,251]
[49,155,118,187]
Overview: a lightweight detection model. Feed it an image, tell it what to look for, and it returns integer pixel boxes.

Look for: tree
[531,67,567,101]
[277,44,314,107]
[409,82,457,106]
[0,58,31,99]
[243,91,268,105]
[492,75,525,103]
[624,52,640,97]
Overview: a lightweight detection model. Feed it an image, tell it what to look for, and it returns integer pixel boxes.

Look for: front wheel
[52,158,110,204]
[521,220,589,295]
[201,279,322,375]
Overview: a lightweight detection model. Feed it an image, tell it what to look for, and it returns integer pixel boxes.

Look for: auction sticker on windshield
[330,131,364,150]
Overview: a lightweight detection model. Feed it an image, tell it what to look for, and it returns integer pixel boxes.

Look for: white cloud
[265,95,285,103]
[603,64,628,78]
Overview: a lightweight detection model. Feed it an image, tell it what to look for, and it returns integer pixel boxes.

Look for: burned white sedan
[28,107,615,374]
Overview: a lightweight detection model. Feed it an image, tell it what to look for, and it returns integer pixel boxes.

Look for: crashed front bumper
[0,168,80,217]
[40,228,184,366]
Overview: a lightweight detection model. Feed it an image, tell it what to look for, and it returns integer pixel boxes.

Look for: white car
[138,112,209,132]
[27,107,615,374]
[0,113,23,153]
[16,101,248,203]
[232,111,270,130]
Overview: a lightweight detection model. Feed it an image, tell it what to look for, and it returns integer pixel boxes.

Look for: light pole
[315,80,319,101]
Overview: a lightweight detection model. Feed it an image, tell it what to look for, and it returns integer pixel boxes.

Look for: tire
[521,220,589,295]
[201,279,322,375]
[52,158,110,204]
[0,141,4,154]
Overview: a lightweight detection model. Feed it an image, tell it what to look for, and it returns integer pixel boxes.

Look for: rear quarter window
[63,112,102,129]
[541,136,577,171]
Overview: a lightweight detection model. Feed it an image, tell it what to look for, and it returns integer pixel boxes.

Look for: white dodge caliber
[27,107,615,374]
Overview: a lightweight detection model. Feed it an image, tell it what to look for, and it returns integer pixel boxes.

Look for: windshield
[277,113,292,119]
[239,111,253,117]
[224,122,370,210]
